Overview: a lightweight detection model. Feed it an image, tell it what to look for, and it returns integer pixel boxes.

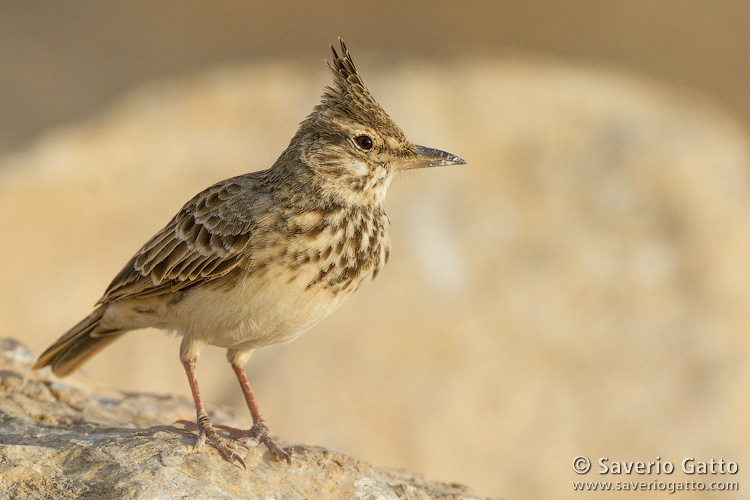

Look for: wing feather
[98,177,263,303]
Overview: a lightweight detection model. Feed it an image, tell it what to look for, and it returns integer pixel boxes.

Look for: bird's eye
[354,135,374,150]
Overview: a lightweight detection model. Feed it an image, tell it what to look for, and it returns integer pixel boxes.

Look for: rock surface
[0,338,492,500]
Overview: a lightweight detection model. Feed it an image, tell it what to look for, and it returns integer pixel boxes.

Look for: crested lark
[34,38,466,467]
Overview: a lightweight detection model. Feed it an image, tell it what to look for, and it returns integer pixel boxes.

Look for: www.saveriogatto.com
[571,456,739,494]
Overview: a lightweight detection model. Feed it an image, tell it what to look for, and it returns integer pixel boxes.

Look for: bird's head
[292,38,465,206]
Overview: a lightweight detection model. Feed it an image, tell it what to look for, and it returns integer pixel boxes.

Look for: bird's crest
[326,38,367,97]
[318,38,395,130]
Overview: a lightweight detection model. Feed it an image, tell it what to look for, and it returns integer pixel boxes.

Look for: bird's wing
[98,176,263,303]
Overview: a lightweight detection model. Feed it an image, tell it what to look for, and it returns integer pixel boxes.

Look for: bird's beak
[399,145,467,170]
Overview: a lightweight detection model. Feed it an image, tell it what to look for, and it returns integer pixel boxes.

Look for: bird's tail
[33,305,126,377]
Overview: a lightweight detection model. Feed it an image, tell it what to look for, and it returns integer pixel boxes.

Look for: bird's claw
[214,422,291,464]
[177,418,246,469]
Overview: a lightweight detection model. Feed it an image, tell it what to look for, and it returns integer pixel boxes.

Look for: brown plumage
[34,38,465,467]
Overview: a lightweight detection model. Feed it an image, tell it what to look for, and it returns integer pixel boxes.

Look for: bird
[33,38,466,467]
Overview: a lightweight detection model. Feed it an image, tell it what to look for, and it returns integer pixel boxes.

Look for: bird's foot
[176,417,246,469]
[215,422,292,464]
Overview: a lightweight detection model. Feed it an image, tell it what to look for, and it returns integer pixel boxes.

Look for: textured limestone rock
[0,338,492,500]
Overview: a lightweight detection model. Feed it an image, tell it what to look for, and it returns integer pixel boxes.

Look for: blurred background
[1,1,749,498]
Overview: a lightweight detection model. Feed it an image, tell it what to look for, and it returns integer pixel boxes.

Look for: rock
[0,338,493,500]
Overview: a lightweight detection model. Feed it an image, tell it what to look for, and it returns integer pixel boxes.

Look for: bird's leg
[177,358,246,468]
[215,361,291,464]
[233,362,265,426]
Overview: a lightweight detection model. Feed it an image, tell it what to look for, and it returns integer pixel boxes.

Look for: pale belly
[170,263,360,350]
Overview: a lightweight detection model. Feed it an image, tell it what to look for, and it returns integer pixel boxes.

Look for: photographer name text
[598,457,737,475]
